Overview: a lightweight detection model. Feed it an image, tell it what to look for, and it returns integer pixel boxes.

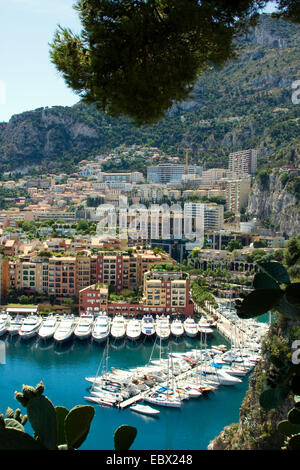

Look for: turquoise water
[0,332,250,450]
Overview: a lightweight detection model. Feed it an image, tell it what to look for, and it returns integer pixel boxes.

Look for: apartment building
[96,250,171,292]
[143,271,193,315]
[0,258,9,304]
[76,255,97,295]
[147,164,202,183]
[228,149,258,177]
[79,284,109,315]
[5,248,169,301]
[79,270,194,317]
[184,203,224,231]
[226,179,251,214]
[98,172,144,183]
[47,257,76,299]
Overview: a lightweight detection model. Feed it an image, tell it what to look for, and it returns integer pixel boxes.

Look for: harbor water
[0,331,251,450]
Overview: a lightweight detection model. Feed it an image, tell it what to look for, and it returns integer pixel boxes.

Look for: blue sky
[0,0,278,123]
[0,0,81,122]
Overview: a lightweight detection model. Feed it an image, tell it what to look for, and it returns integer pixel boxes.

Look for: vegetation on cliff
[209,251,300,450]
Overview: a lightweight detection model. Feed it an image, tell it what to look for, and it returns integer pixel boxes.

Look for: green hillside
[0,14,299,174]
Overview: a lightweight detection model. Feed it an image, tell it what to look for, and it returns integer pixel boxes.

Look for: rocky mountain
[247,169,300,236]
[0,13,299,174]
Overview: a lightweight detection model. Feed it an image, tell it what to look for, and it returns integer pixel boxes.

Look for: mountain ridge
[0,13,299,174]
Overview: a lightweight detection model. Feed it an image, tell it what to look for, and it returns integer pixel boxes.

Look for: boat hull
[92,333,109,343]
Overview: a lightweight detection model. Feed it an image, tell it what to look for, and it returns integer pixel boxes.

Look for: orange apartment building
[4,248,171,303]
[79,270,194,317]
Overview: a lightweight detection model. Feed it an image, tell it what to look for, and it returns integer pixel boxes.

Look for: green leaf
[277,420,300,436]
[288,434,300,450]
[0,428,46,450]
[288,407,300,425]
[114,425,137,450]
[277,295,300,320]
[259,385,290,410]
[292,376,300,396]
[4,418,25,433]
[27,396,57,450]
[65,405,95,449]
[236,289,283,319]
[253,272,279,290]
[286,283,300,308]
[55,406,69,447]
[258,262,290,284]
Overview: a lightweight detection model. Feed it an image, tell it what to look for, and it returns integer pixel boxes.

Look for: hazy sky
[0,0,278,123]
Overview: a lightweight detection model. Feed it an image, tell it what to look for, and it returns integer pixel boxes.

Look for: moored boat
[19,315,42,340]
[110,315,126,341]
[126,318,142,341]
[92,314,110,343]
[155,316,170,341]
[38,315,60,341]
[0,313,10,337]
[130,403,160,415]
[170,318,184,338]
[74,314,94,341]
[183,317,198,338]
[7,315,24,336]
[141,315,155,338]
[53,315,76,343]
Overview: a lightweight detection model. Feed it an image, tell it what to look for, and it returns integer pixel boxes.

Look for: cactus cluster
[0,381,137,450]
[236,261,300,449]
[278,395,300,450]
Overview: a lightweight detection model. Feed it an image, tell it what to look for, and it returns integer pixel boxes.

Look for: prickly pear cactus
[0,381,95,450]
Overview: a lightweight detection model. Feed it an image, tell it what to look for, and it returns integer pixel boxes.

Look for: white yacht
[183,317,198,338]
[54,315,76,343]
[0,313,10,337]
[110,315,126,340]
[144,393,182,408]
[126,318,142,341]
[7,315,24,336]
[92,314,110,343]
[141,315,155,338]
[38,315,60,341]
[155,316,170,341]
[198,325,214,336]
[74,314,94,341]
[170,318,184,338]
[130,404,160,415]
[19,315,42,340]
